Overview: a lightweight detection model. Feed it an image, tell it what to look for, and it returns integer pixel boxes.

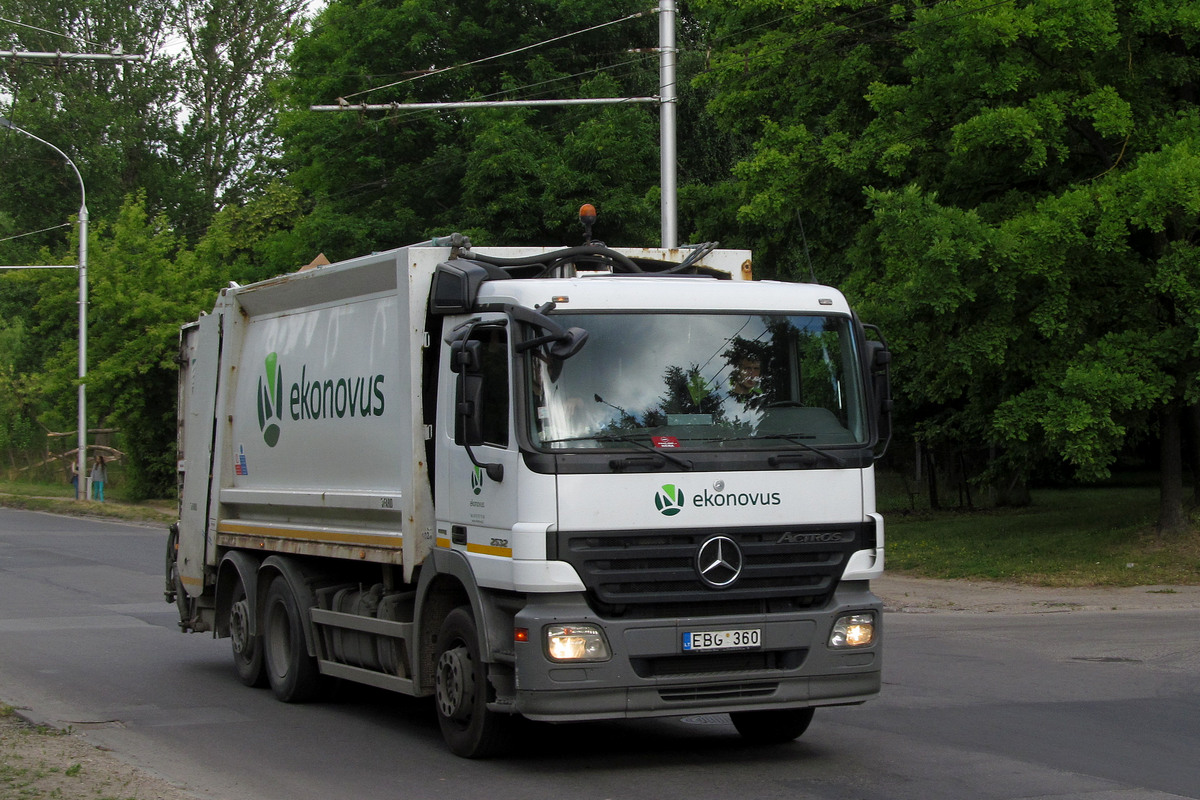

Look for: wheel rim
[436,644,475,722]
[230,597,252,657]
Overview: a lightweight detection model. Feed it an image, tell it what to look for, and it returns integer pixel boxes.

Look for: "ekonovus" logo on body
[654,482,783,516]
[257,352,387,447]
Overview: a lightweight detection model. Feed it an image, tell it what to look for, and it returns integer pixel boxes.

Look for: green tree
[691,0,909,280]
[277,0,661,257]
[2,1,315,494]
[0,318,46,471]
[699,0,1200,531]
[1,0,313,253]
[171,0,310,209]
[0,0,192,258]
[29,195,188,496]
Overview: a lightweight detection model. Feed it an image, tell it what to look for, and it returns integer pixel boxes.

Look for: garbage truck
[167,222,892,757]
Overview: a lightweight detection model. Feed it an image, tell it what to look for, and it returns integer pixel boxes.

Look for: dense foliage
[274,0,664,259]
[1,0,1199,533]
[696,0,1200,531]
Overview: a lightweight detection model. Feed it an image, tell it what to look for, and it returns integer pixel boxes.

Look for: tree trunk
[925,448,940,510]
[1189,403,1200,508]
[1158,403,1189,536]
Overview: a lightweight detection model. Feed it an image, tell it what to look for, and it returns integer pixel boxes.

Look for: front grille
[558,522,871,618]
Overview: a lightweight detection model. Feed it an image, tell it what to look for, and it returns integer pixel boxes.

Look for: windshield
[526,313,868,451]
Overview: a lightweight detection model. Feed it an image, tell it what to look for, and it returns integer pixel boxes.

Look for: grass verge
[885,486,1200,586]
[0,481,174,526]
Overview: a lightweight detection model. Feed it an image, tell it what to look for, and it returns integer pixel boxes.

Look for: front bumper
[511,581,882,721]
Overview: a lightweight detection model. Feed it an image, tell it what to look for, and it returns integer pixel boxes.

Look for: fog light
[546,624,611,662]
[830,613,875,648]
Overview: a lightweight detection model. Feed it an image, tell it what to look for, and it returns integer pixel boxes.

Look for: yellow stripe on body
[217,520,402,549]
[467,542,512,558]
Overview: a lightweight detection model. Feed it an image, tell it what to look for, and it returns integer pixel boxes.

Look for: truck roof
[478,275,854,316]
[220,243,852,319]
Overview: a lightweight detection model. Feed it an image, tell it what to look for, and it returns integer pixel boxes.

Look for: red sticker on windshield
[652,436,681,448]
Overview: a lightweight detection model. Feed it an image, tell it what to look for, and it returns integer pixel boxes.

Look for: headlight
[829,613,876,648]
[546,624,611,662]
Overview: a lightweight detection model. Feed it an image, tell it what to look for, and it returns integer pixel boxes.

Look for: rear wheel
[434,607,510,758]
[164,526,191,625]
[262,576,320,703]
[229,575,265,687]
[730,707,815,744]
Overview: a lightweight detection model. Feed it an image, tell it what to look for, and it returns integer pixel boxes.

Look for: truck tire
[229,576,265,687]
[730,707,815,744]
[434,607,510,758]
[164,525,190,624]
[263,575,320,703]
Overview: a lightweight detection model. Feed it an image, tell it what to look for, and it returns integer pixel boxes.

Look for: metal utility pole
[0,118,88,498]
[0,49,138,499]
[659,0,677,249]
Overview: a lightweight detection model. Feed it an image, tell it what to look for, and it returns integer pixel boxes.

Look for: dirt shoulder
[0,708,198,800]
[876,574,1200,614]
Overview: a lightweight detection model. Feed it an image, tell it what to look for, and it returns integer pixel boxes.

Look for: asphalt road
[1,507,1198,800]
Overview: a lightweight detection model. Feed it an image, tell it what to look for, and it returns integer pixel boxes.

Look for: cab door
[435,317,520,584]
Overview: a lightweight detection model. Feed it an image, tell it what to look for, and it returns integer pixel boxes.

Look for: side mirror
[455,374,485,447]
[866,341,893,410]
[450,340,484,446]
[508,303,589,360]
[863,332,893,460]
[448,332,504,481]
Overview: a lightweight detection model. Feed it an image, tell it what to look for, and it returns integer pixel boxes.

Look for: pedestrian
[90,454,107,502]
[69,458,79,497]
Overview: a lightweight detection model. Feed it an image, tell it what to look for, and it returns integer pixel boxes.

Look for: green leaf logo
[654,484,685,516]
[471,465,484,495]
[258,352,282,447]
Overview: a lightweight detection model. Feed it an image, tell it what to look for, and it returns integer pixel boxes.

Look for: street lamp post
[0,117,89,500]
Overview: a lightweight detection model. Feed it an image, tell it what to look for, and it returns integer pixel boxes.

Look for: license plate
[682,628,761,652]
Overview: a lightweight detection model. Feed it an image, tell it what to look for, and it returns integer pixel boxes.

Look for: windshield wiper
[540,433,694,471]
[599,434,694,471]
[750,434,846,467]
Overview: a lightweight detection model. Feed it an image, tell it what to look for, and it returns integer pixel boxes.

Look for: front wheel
[434,607,510,758]
[730,707,815,744]
[262,576,320,703]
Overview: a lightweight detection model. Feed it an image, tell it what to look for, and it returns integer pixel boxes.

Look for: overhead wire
[0,15,106,50]
[272,0,1023,219]
[340,10,651,102]
[313,0,1018,130]
[2,0,1025,245]
[230,7,658,211]
[277,50,658,212]
[0,221,71,244]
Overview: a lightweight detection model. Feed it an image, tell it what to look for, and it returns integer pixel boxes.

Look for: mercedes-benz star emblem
[696,535,743,589]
